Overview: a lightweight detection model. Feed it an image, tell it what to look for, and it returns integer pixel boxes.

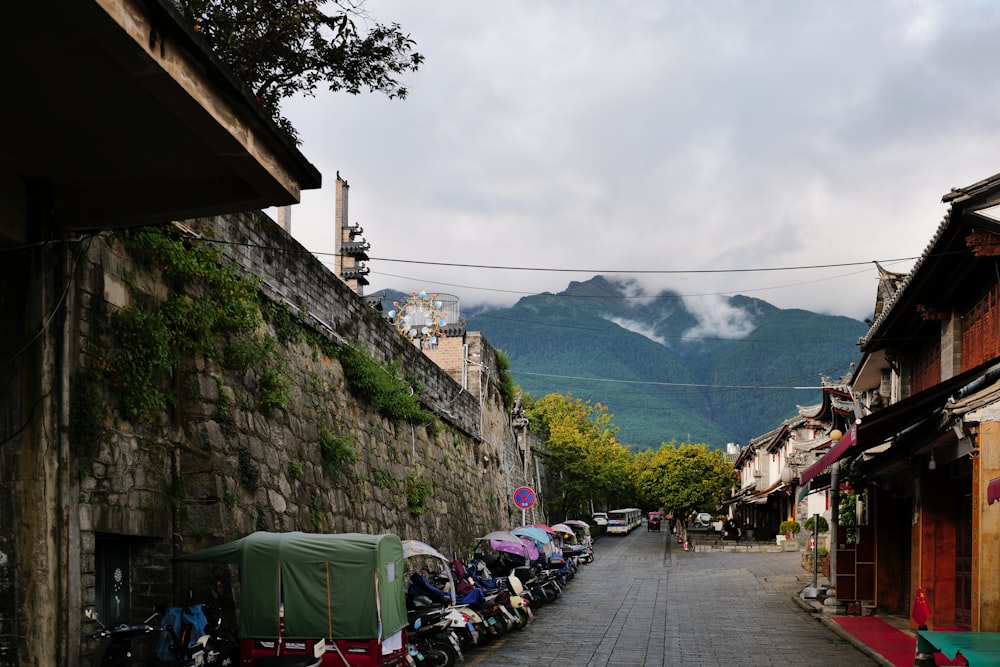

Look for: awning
[857,360,1000,448]
[721,482,756,506]
[741,481,787,505]
[989,477,1000,506]
[796,473,832,503]
[799,426,857,485]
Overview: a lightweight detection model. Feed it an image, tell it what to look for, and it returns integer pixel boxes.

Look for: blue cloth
[156,604,208,662]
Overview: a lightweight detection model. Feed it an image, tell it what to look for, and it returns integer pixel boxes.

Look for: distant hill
[377,277,868,450]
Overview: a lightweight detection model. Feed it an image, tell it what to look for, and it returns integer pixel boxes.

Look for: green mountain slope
[464,276,867,450]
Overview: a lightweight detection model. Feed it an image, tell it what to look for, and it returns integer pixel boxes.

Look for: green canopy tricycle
[174,531,408,667]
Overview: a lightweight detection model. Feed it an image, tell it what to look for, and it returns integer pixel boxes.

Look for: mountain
[460,276,868,450]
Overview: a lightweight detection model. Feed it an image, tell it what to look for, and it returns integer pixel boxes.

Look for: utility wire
[355,254,921,274]
[512,370,826,390]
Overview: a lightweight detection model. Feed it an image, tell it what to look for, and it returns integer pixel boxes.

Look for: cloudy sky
[276,0,1000,322]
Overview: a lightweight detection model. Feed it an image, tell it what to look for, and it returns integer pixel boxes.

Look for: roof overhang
[858,360,1000,448]
[798,425,858,485]
[0,0,321,244]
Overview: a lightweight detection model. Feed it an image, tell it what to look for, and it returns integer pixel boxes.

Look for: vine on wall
[92,226,293,423]
[336,343,433,424]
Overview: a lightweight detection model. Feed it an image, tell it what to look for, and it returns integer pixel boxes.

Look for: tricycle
[647,512,662,532]
[175,531,409,667]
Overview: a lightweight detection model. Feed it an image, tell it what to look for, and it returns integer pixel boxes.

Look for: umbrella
[401,539,456,604]
[550,523,577,545]
[561,519,590,528]
[532,523,558,535]
[513,526,551,544]
[476,531,530,559]
[516,538,541,561]
[479,530,528,545]
[490,538,539,561]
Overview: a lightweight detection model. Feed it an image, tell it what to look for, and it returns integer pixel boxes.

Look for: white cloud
[606,316,668,346]
[681,295,758,341]
[278,0,1000,322]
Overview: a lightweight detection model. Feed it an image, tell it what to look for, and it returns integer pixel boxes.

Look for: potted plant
[803,515,829,535]
[779,519,800,550]
[779,519,800,539]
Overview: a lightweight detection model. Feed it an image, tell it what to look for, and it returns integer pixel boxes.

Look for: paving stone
[465,529,877,667]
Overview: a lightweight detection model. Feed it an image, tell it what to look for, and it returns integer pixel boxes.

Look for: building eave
[0,0,321,245]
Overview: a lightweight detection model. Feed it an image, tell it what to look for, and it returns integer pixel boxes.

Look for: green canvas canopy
[174,532,407,641]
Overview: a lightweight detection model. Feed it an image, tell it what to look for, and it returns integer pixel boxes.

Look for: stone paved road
[465,527,877,666]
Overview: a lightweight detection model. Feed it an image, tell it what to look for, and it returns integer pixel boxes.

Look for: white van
[592,512,608,526]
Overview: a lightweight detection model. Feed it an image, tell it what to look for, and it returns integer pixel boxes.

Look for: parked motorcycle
[85,607,210,667]
[406,612,457,667]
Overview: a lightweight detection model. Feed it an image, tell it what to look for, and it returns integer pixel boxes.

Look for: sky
[274,0,1000,324]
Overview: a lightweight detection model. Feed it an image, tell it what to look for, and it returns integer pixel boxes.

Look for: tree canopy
[524,392,738,523]
[174,0,424,142]
[633,442,737,520]
[524,394,635,518]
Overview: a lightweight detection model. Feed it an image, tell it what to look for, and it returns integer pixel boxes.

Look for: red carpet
[832,616,967,666]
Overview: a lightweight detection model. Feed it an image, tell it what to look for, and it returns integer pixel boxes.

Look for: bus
[606,508,642,535]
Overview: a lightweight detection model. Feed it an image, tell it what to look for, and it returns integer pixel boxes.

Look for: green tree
[524,393,638,518]
[173,0,423,142]
[635,442,736,521]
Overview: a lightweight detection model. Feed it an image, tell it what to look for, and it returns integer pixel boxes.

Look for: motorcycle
[85,607,210,667]
[406,611,458,667]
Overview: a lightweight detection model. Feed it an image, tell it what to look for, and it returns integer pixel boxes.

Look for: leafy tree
[173,0,424,142]
[635,442,736,521]
[524,393,638,519]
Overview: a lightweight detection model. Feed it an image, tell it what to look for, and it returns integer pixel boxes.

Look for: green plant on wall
[336,343,433,423]
[214,382,236,437]
[97,225,276,423]
[493,348,517,411]
[318,427,359,475]
[102,305,175,421]
[69,369,110,465]
[263,301,302,345]
[405,472,432,516]
[258,363,293,414]
[288,460,304,479]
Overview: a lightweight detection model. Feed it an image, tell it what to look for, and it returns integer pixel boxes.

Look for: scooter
[85,608,210,666]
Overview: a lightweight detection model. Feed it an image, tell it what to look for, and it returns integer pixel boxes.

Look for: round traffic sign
[513,486,536,509]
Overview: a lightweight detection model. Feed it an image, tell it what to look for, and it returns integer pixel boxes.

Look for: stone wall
[64,212,545,663]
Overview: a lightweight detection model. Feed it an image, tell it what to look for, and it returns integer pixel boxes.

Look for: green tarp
[174,532,407,641]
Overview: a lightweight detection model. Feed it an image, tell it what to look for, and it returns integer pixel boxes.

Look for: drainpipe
[60,241,79,666]
[830,461,839,592]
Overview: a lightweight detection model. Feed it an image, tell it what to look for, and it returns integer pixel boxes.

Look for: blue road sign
[513,486,536,509]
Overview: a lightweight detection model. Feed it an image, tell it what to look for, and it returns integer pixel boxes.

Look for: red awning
[798,426,857,485]
[989,477,1000,506]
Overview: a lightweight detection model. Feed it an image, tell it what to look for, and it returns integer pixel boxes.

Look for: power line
[512,370,826,391]
[317,252,922,274]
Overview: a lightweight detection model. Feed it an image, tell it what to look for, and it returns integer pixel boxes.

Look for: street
[466,527,877,667]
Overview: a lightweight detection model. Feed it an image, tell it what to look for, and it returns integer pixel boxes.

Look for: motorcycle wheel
[419,647,451,667]
[490,614,507,638]
[429,640,459,667]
